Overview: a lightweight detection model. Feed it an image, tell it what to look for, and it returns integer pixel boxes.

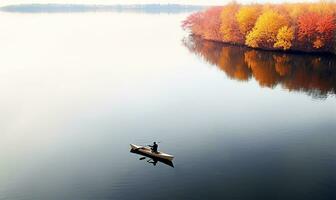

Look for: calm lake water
[0,7,335,200]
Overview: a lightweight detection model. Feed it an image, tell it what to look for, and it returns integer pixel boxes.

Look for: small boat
[130,149,174,168]
[130,144,174,161]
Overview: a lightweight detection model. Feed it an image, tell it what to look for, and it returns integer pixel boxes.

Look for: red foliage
[316,14,335,47]
[202,7,223,41]
[298,12,335,50]
[182,7,223,41]
[181,12,204,36]
[297,12,320,42]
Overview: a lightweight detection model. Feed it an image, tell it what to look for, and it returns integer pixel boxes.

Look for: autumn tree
[236,5,261,35]
[297,12,319,50]
[315,14,335,50]
[220,3,243,44]
[246,10,289,48]
[202,7,223,41]
[298,12,335,50]
[181,12,205,36]
[274,26,294,50]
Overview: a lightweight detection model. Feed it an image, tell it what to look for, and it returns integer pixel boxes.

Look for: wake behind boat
[130,144,174,161]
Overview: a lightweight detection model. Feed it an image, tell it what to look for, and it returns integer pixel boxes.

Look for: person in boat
[148,142,158,153]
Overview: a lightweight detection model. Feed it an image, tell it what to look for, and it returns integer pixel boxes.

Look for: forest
[182,2,336,54]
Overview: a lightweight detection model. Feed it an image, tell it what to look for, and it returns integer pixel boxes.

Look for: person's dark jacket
[149,143,158,152]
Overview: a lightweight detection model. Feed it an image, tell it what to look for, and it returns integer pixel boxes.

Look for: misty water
[0,6,335,200]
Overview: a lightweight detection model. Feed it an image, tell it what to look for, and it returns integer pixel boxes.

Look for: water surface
[0,7,335,200]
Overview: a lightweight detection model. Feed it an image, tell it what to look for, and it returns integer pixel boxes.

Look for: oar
[133,141,162,151]
[134,144,149,150]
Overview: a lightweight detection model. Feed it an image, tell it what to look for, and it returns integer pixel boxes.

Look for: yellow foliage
[309,1,336,15]
[274,26,294,50]
[220,3,242,43]
[284,3,307,21]
[313,38,324,49]
[245,30,259,48]
[246,10,289,48]
[236,6,261,35]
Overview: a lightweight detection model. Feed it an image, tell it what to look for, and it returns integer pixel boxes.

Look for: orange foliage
[298,12,335,50]
[183,2,336,54]
[220,3,243,44]
[236,5,262,35]
[297,12,320,45]
[316,14,335,49]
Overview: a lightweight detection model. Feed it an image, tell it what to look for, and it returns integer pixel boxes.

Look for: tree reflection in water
[183,36,336,99]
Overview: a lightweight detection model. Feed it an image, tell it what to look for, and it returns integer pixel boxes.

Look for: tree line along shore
[182,2,336,54]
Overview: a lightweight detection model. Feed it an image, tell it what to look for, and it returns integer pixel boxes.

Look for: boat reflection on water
[130,149,174,168]
[183,35,336,99]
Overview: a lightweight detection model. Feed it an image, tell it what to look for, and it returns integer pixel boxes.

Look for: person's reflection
[147,158,158,166]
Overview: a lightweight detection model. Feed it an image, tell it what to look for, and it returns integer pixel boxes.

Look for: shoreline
[191,34,336,56]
